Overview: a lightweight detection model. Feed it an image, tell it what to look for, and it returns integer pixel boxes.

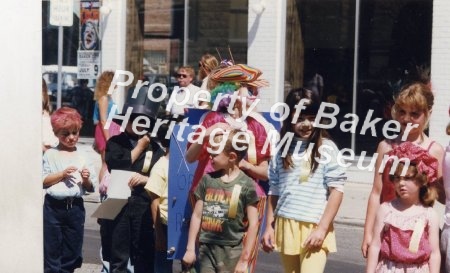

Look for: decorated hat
[209,63,269,88]
[385,141,439,184]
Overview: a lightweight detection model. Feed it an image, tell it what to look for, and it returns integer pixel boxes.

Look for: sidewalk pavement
[73,138,375,272]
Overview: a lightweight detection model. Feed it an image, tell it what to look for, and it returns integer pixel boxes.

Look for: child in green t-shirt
[182,129,260,273]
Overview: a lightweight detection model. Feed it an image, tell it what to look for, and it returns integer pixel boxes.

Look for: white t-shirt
[166,83,202,116]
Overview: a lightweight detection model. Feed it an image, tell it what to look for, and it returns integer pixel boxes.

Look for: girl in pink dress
[362,82,445,257]
[366,142,441,273]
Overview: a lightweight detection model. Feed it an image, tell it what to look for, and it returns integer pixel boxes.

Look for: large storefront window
[143,0,248,86]
[284,0,432,155]
[42,0,248,136]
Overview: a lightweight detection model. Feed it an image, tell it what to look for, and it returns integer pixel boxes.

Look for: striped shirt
[268,138,346,224]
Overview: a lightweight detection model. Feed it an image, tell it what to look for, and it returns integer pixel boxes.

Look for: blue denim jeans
[43,195,85,273]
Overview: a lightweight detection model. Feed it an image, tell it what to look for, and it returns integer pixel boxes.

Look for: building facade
[42,0,449,152]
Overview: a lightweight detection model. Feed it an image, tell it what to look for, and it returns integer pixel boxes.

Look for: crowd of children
[42,56,449,273]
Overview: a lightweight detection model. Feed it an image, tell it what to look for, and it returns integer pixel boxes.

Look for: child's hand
[261,225,276,252]
[79,168,90,182]
[234,260,248,273]
[128,173,148,187]
[303,226,326,249]
[62,166,78,178]
[137,135,150,150]
[182,249,196,268]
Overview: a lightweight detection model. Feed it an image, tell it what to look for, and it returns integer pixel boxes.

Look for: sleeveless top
[380,141,436,203]
[93,97,116,125]
[379,203,432,265]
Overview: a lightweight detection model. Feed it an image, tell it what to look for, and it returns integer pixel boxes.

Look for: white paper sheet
[107,170,133,199]
[91,170,134,219]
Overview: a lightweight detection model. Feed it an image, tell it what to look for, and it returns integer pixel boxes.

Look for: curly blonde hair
[94,71,115,100]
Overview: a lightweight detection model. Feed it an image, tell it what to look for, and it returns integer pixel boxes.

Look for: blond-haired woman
[198,53,219,91]
[93,71,121,197]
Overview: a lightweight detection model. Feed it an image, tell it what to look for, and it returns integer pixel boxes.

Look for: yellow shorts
[274,217,337,255]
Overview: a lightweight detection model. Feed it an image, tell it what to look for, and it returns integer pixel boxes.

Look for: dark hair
[280,88,329,173]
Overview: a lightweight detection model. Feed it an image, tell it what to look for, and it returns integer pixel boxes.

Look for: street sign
[77,50,100,79]
[49,0,74,27]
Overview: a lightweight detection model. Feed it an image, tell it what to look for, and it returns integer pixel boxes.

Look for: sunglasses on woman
[176,73,188,79]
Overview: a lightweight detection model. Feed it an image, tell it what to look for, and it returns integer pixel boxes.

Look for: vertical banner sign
[78,0,100,79]
[167,125,197,260]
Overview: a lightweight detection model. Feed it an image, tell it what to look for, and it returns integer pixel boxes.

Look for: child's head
[51,107,83,150]
[280,88,329,172]
[94,71,115,100]
[208,129,249,170]
[390,162,437,207]
[282,87,323,139]
[391,82,434,132]
[387,141,439,207]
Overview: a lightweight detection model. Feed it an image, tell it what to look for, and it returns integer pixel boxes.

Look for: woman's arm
[366,203,387,273]
[185,121,231,163]
[240,159,268,181]
[98,95,110,140]
[303,188,343,249]
[185,141,203,163]
[362,141,390,258]
[428,209,441,273]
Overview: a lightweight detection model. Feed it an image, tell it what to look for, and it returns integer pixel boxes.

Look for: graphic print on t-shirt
[201,188,232,233]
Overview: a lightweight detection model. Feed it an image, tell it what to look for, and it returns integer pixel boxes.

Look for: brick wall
[430,0,450,147]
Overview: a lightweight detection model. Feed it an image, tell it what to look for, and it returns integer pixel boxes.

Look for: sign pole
[57,25,63,109]
[50,0,73,109]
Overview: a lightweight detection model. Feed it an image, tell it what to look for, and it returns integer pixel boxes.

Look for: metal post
[57,25,63,109]
[351,0,360,152]
[183,0,189,66]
